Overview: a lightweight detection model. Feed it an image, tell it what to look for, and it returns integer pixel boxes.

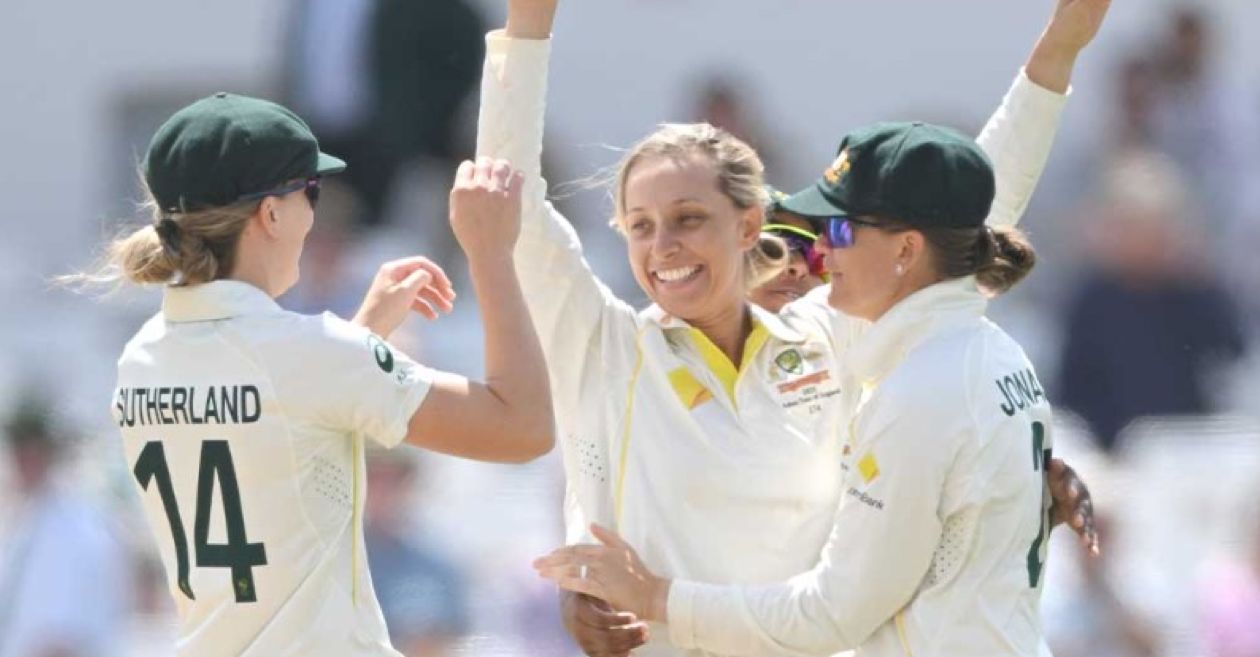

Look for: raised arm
[402,158,554,463]
[476,0,638,423]
[981,0,1111,228]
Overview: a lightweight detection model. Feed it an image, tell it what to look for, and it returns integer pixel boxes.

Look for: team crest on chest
[775,348,805,375]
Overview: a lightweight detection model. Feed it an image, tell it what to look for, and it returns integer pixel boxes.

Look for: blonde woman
[481,1,1106,655]
[101,94,551,656]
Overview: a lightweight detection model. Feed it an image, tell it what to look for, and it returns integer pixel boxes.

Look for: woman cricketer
[99,94,551,656]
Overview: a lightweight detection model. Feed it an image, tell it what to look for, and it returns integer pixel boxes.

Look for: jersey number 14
[134,440,268,603]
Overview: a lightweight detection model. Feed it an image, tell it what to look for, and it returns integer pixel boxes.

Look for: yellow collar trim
[688,321,772,406]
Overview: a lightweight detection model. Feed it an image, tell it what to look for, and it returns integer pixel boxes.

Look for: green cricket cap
[143,92,346,213]
[764,184,824,233]
[779,121,995,229]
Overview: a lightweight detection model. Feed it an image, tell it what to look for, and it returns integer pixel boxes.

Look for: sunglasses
[237,177,321,209]
[823,216,879,249]
[763,223,828,279]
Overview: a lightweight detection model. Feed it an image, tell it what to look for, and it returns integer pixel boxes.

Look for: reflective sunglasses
[237,177,321,208]
[763,223,828,279]
[824,216,879,248]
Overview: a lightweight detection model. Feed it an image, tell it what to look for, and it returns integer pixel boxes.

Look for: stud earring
[895,263,905,276]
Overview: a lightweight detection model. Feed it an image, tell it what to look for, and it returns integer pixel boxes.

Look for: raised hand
[352,256,455,338]
[449,157,525,261]
[507,0,558,39]
[561,591,650,657]
[1026,0,1114,93]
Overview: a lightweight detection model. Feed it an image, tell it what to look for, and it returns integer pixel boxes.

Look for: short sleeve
[274,314,433,448]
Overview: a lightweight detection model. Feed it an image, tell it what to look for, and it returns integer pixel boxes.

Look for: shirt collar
[162,280,282,323]
[639,303,806,344]
[845,277,987,385]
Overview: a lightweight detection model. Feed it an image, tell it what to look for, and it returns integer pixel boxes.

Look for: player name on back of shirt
[115,385,261,427]
[994,368,1047,417]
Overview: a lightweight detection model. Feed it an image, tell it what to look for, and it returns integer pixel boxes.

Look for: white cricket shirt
[476,30,1066,657]
[669,278,1057,657]
[114,281,433,657]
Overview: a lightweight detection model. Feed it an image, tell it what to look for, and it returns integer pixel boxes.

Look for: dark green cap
[780,121,995,229]
[765,184,824,233]
[143,92,346,213]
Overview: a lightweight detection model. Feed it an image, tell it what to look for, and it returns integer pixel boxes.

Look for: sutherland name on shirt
[115,385,262,427]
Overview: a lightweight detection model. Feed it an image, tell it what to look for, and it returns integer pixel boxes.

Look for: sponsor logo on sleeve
[367,335,395,374]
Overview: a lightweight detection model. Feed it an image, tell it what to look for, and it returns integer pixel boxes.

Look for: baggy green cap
[764,184,824,233]
[143,92,345,213]
[779,121,995,229]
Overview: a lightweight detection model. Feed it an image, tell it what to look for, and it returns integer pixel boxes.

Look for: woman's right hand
[449,157,525,262]
[561,590,649,657]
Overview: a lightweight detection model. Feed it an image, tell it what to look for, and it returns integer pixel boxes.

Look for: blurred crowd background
[2,1,1260,656]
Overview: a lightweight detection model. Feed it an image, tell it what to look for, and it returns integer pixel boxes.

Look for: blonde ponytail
[64,190,256,289]
[745,233,788,289]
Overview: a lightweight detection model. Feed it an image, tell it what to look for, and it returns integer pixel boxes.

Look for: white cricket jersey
[669,278,1057,657]
[476,30,1065,657]
[113,281,433,657]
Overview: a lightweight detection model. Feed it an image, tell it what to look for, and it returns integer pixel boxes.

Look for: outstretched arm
[981,0,1112,228]
[536,401,951,656]
[405,158,555,463]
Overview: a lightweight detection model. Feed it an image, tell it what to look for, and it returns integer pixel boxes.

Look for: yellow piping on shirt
[895,610,915,657]
[351,433,363,601]
[614,329,648,529]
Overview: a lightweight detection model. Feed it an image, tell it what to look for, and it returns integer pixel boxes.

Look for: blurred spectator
[280,178,368,319]
[0,395,128,657]
[1198,505,1260,657]
[1043,515,1162,657]
[285,0,485,229]
[1056,151,1247,451]
[1123,7,1260,321]
[691,75,784,185]
[365,451,470,657]
[1144,8,1255,230]
[1112,56,1158,150]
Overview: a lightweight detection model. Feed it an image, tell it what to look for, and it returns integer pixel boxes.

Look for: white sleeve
[475,30,637,452]
[666,391,951,657]
[977,69,1069,228]
[277,315,433,449]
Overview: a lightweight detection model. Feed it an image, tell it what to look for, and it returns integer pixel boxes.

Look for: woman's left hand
[534,524,671,623]
[1048,457,1099,556]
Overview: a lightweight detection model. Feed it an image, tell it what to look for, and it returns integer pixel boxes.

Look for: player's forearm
[1024,39,1078,94]
[506,0,557,39]
[469,253,555,460]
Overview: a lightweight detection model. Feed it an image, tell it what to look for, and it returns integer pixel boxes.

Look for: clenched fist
[449,157,526,261]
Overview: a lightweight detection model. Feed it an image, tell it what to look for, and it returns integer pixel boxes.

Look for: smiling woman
[611,123,787,355]
[484,0,1109,655]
